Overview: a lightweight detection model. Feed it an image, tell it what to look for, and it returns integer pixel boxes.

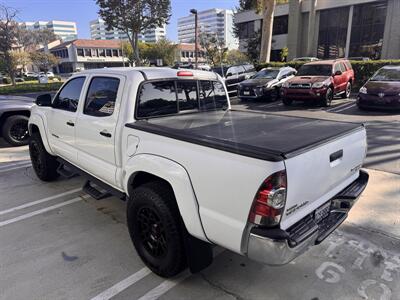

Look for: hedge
[0,82,63,95]
[257,60,400,90]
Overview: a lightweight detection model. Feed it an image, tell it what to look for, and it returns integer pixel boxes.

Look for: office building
[90,18,166,43]
[178,9,238,50]
[49,39,126,73]
[234,0,400,60]
[20,20,77,41]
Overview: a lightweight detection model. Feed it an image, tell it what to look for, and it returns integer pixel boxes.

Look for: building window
[99,49,106,57]
[112,49,119,56]
[91,49,98,57]
[118,49,123,56]
[106,49,112,56]
[349,0,387,59]
[77,48,84,56]
[317,7,349,59]
[84,49,91,57]
[237,21,255,39]
[272,15,288,35]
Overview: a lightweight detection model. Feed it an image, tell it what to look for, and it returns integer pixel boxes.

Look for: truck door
[47,76,86,163]
[74,75,125,187]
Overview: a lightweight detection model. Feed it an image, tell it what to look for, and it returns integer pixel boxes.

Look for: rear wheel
[2,115,30,146]
[341,82,351,99]
[127,181,187,278]
[282,98,292,106]
[270,88,280,102]
[29,132,60,181]
[322,87,333,107]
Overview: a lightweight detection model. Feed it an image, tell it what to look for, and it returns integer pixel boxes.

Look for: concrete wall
[381,0,400,59]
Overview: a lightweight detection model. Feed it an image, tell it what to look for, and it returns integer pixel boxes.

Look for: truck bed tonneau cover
[126,110,363,162]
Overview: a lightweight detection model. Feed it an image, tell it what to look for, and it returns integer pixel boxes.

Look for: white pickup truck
[29,68,369,278]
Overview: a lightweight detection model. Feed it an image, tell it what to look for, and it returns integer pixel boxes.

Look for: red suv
[281,59,354,106]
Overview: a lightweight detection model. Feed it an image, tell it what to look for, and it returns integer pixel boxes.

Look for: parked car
[29,67,368,278]
[24,71,38,78]
[281,59,354,106]
[357,65,400,110]
[0,95,33,146]
[238,67,297,101]
[212,64,256,96]
[46,71,55,78]
[292,57,319,62]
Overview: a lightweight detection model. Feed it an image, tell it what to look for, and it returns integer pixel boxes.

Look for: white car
[24,71,38,78]
[46,71,55,78]
[28,67,369,278]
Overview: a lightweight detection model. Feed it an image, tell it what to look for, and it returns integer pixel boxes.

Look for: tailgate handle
[330,150,343,162]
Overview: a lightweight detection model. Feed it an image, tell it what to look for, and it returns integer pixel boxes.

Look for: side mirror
[36,94,52,107]
[334,70,342,76]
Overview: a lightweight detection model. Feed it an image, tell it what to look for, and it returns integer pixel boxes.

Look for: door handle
[100,130,112,138]
[66,121,75,127]
[330,150,343,163]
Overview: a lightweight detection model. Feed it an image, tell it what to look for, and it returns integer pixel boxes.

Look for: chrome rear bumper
[246,170,369,265]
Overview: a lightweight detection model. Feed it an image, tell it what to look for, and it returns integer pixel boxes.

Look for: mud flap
[182,227,213,273]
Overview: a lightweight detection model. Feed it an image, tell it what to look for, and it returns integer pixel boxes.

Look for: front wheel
[322,87,333,107]
[2,115,30,146]
[341,82,352,99]
[127,181,187,278]
[29,132,60,181]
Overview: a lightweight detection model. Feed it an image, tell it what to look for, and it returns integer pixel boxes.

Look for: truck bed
[126,110,363,162]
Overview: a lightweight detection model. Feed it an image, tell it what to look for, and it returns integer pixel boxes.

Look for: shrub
[257,60,400,90]
[0,82,63,95]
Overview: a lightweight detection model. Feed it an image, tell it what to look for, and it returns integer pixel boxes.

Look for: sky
[6,0,238,41]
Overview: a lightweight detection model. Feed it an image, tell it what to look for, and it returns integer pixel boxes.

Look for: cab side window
[84,77,120,117]
[52,77,85,112]
[333,64,341,74]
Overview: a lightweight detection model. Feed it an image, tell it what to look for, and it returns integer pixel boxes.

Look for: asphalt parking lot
[0,95,399,300]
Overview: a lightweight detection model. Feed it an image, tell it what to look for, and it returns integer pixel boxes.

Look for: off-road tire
[322,87,333,107]
[127,181,187,278]
[282,98,293,106]
[341,82,352,99]
[2,115,30,146]
[29,132,59,181]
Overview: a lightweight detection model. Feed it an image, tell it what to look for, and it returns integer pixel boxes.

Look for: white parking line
[333,104,356,113]
[0,195,89,228]
[138,247,226,300]
[326,102,355,112]
[90,267,152,300]
[0,163,32,173]
[0,188,82,216]
[0,160,31,170]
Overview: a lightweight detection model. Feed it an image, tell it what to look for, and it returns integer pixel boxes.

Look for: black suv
[212,64,256,96]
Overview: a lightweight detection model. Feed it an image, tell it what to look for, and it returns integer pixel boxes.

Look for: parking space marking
[138,247,225,300]
[333,104,356,113]
[0,160,31,170]
[0,195,90,228]
[326,102,355,112]
[0,188,82,216]
[0,163,32,173]
[90,267,152,300]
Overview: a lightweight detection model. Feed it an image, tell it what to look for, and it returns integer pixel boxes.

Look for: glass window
[77,48,84,56]
[112,49,119,56]
[84,49,91,57]
[106,49,112,56]
[176,81,198,111]
[199,81,228,111]
[349,1,387,59]
[273,15,288,35]
[99,49,106,57]
[136,81,177,118]
[52,77,85,112]
[237,21,255,39]
[84,77,120,117]
[333,63,341,73]
[317,7,349,59]
[253,69,279,79]
[297,64,332,76]
[371,68,400,81]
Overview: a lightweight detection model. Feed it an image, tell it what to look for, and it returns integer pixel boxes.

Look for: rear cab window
[136,79,228,119]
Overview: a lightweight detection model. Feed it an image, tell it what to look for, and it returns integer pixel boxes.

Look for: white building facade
[20,20,77,41]
[90,18,166,43]
[178,9,238,50]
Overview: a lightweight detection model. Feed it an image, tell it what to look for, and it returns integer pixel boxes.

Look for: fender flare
[28,115,54,155]
[124,153,208,242]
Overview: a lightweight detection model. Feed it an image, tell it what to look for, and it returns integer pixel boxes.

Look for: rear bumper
[246,170,369,265]
[357,94,400,110]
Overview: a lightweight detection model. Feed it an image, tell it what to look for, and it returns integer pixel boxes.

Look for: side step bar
[56,158,126,201]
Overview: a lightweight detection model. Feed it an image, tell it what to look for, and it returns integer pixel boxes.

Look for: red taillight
[248,170,287,227]
[177,71,193,77]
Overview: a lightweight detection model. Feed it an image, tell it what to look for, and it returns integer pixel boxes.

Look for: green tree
[141,39,177,66]
[280,47,288,62]
[225,49,249,65]
[18,28,58,51]
[12,51,31,75]
[0,5,19,85]
[30,52,58,72]
[96,0,171,65]
[199,33,227,66]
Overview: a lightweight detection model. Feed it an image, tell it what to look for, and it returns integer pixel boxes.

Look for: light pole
[190,9,198,69]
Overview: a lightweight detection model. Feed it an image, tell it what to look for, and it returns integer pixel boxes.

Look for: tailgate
[280,126,367,230]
